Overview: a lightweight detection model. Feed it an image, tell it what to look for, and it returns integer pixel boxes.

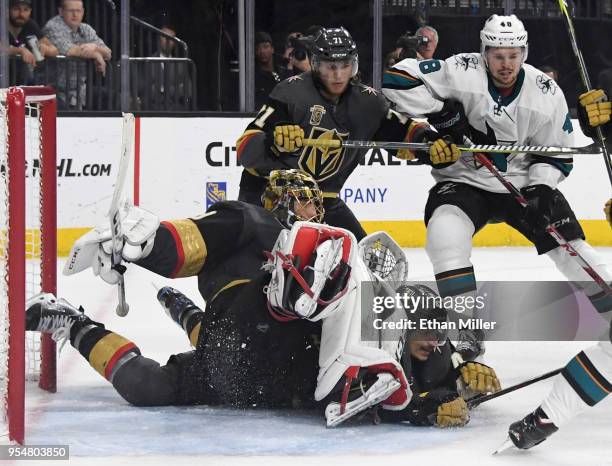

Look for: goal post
[1,86,57,444]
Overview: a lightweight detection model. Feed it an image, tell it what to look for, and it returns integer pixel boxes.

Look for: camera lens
[293,49,307,61]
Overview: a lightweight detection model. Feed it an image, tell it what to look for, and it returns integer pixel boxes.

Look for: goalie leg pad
[325,370,401,427]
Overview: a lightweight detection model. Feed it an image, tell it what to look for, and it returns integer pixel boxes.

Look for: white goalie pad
[264,221,356,321]
[313,239,412,426]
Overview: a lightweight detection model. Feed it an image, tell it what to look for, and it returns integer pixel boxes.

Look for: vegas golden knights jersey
[135,201,284,303]
[237,71,413,195]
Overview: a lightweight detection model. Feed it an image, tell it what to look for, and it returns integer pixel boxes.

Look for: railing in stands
[8,56,196,112]
[382,0,612,19]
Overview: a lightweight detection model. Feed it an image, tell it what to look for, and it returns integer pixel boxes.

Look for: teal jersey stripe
[383,71,424,90]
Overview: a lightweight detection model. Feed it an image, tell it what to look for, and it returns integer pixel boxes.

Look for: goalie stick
[302,138,601,156]
[108,113,135,317]
[557,0,612,187]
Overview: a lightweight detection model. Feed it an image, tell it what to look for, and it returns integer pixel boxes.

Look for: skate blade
[493,437,514,455]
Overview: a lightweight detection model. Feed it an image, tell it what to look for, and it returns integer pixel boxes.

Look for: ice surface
[20,248,612,465]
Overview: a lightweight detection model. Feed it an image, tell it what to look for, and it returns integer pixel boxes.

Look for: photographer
[415,25,438,60]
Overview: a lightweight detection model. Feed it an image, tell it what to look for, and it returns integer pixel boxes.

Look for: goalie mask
[262,169,324,227]
[480,14,528,67]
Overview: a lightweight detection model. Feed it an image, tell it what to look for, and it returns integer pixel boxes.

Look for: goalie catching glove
[63,203,159,284]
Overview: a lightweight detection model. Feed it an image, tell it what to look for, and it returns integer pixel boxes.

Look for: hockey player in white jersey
[505,116,612,451]
[382,14,612,361]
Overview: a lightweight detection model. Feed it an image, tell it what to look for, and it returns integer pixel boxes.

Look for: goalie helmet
[262,169,324,227]
[309,27,359,78]
[480,14,528,67]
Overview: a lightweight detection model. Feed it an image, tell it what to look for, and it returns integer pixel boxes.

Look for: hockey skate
[156,286,202,327]
[454,328,485,362]
[26,293,88,347]
[508,407,559,450]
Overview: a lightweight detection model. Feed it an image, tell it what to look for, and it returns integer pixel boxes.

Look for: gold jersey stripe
[189,322,202,348]
[210,279,252,303]
[167,219,207,278]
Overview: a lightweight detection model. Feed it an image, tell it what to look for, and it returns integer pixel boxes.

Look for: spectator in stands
[158,25,178,58]
[8,0,58,67]
[255,31,288,109]
[540,65,559,81]
[144,24,192,110]
[43,0,111,109]
[415,25,438,60]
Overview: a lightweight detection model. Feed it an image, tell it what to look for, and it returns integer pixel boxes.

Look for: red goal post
[1,86,57,444]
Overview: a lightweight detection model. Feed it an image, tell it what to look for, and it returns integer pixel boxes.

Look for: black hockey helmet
[308,27,359,77]
[262,169,325,227]
[397,284,449,344]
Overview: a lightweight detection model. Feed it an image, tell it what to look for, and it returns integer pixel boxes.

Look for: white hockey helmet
[480,14,528,67]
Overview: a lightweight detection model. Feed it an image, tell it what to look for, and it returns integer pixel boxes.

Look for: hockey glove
[520,184,556,235]
[401,389,469,428]
[273,124,304,153]
[456,361,501,399]
[425,100,471,143]
[605,199,612,227]
[578,89,611,138]
[403,124,460,168]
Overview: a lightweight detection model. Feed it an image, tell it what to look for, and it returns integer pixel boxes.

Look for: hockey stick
[108,113,135,317]
[302,138,601,156]
[557,0,612,187]
[474,151,612,296]
[467,368,562,409]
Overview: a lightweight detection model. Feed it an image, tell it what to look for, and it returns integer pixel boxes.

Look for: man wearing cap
[254,31,289,108]
[8,0,58,69]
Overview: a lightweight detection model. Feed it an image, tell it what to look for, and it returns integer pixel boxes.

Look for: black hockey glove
[425,100,471,144]
[520,184,557,234]
[381,388,469,427]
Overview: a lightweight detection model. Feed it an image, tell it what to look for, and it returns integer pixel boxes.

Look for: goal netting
[0,86,57,444]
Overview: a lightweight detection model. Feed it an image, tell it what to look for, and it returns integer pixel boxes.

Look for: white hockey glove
[63,204,159,284]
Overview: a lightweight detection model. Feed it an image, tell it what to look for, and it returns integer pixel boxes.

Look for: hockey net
[0,87,57,444]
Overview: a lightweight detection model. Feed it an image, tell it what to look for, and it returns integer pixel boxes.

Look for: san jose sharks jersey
[382,54,575,193]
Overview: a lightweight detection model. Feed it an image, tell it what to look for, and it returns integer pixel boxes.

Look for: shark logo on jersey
[309,105,326,125]
[454,54,479,71]
[536,75,558,95]
[299,127,348,182]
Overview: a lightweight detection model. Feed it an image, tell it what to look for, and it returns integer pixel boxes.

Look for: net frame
[1,86,57,445]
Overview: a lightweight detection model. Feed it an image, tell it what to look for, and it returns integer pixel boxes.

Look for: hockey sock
[546,239,612,313]
[70,319,141,383]
[426,204,475,297]
[542,342,612,427]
